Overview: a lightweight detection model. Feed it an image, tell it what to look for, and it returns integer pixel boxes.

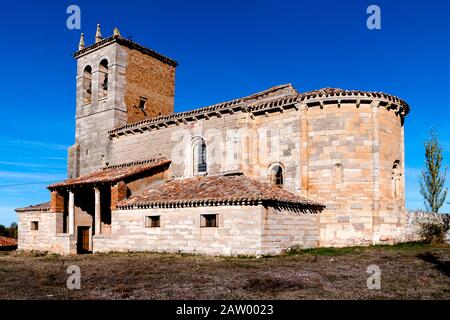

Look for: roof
[117,173,325,212]
[15,202,50,213]
[48,158,170,190]
[73,35,178,67]
[0,236,17,247]
[109,84,410,138]
[242,83,298,103]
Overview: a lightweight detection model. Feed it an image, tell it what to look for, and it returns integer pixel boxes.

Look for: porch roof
[15,201,50,213]
[47,158,170,190]
[117,173,325,212]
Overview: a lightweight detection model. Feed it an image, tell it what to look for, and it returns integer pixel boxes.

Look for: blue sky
[0,0,449,225]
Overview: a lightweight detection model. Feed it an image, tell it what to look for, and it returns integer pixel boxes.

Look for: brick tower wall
[124,48,175,123]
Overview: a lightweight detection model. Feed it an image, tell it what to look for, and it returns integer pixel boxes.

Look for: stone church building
[16,26,409,255]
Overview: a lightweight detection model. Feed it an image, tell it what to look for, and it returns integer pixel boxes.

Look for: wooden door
[77,227,90,253]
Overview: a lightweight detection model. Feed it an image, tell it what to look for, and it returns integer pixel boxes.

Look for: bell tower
[68,25,177,178]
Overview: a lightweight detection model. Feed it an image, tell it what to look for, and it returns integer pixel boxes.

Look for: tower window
[139,97,147,111]
[98,59,108,98]
[392,160,401,199]
[83,65,92,104]
[270,164,284,186]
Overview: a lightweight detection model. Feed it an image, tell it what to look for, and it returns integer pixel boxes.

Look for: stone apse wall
[303,101,405,246]
[103,94,406,247]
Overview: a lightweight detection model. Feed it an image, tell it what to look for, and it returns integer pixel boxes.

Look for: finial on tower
[113,27,121,37]
[78,33,85,51]
[95,24,103,43]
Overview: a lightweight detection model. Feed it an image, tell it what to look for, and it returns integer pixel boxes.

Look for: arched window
[83,65,92,104]
[392,160,401,198]
[193,137,207,175]
[269,164,284,186]
[98,59,108,99]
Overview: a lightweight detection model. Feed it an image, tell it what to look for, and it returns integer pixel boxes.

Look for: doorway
[77,226,91,254]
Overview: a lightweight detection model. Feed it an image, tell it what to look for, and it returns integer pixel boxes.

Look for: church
[16,25,410,255]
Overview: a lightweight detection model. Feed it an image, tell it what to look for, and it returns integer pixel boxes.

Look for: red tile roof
[117,173,325,212]
[0,236,17,247]
[48,158,170,190]
[15,202,50,213]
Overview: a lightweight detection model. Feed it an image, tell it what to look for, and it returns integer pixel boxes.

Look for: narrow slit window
[270,165,284,186]
[139,97,147,111]
[83,65,92,104]
[98,59,108,98]
[193,138,207,175]
[392,160,401,199]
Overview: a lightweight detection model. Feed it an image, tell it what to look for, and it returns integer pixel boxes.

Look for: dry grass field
[0,243,449,300]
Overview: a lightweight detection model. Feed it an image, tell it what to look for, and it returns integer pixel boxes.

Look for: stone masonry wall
[106,99,405,248]
[93,205,320,256]
[374,107,406,241]
[107,108,302,193]
[70,42,176,177]
[261,207,319,254]
[17,211,75,254]
[94,206,264,256]
[306,103,374,246]
[71,42,128,177]
[304,102,404,246]
[401,210,450,242]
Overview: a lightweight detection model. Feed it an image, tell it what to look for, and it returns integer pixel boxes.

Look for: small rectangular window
[31,221,39,231]
[201,214,218,228]
[139,97,147,110]
[145,216,160,228]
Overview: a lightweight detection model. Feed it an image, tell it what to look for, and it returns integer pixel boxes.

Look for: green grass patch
[284,242,438,257]
[284,245,365,256]
[369,241,435,250]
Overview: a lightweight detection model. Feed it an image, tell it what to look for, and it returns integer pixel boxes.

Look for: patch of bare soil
[0,244,449,300]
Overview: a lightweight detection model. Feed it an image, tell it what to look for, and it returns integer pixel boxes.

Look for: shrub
[419,222,446,244]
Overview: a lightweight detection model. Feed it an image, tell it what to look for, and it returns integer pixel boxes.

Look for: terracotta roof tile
[117,174,325,212]
[0,236,17,247]
[15,201,50,213]
[48,158,170,189]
